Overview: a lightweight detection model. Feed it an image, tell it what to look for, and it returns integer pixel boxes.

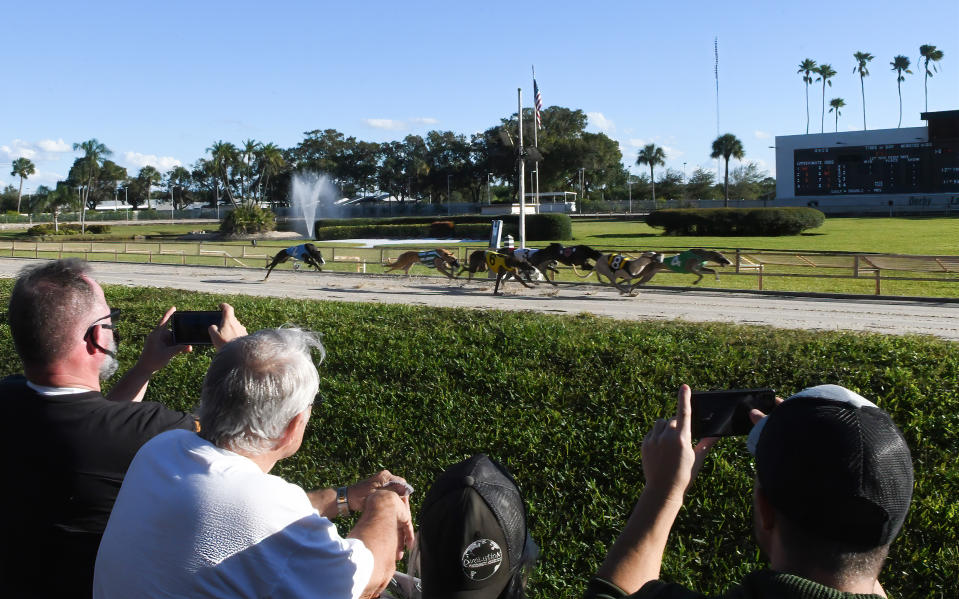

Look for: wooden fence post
[875,270,881,295]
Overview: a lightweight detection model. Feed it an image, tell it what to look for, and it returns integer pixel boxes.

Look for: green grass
[0,282,954,598]
[570,216,959,254]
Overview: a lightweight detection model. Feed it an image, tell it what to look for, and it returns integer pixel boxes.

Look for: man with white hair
[94,328,415,599]
[1,258,245,598]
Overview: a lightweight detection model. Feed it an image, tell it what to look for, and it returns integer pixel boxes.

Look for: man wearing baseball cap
[585,384,914,599]
[390,453,538,599]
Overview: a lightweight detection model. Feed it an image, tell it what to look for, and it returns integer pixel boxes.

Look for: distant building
[774,110,959,214]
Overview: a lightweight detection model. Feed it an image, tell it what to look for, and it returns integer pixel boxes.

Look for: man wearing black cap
[408,454,538,599]
[585,384,914,599]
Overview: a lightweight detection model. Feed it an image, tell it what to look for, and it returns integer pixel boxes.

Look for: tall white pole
[517,88,526,248]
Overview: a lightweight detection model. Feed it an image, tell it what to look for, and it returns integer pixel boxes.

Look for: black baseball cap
[747,384,914,548]
[416,454,535,599]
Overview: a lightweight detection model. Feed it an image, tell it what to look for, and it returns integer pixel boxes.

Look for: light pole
[446,174,452,214]
[578,168,585,202]
[627,173,632,214]
[683,162,687,202]
[487,173,492,205]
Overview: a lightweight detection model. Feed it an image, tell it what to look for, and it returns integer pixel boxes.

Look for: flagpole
[532,66,540,216]
[517,88,526,248]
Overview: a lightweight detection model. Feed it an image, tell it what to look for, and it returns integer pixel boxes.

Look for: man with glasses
[95,328,414,599]
[1,258,246,598]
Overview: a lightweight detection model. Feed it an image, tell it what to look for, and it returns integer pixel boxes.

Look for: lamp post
[578,168,585,202]
[683,162,687,202]
[627,173,632,214]
[487,173,492,205]
[446,174,452,215]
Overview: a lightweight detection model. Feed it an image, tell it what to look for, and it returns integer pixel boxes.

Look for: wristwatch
[336,486,350,517]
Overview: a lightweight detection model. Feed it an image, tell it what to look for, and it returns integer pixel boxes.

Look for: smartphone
[690,388,776,437]
[170,310,221,345]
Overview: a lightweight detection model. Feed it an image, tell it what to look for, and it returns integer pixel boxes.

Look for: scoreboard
[794,141,959,196]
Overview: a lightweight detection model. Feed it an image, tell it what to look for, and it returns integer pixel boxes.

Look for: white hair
[196,328,325,454]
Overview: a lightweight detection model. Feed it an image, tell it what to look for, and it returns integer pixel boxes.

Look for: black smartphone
[690,388,776,437]
[170,311,221,345]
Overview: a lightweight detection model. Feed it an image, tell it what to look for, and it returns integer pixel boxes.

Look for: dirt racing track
[0,258,956,342]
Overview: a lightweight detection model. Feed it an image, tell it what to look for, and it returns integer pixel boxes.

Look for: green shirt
[665,250,701,273]
[584,570,886,599]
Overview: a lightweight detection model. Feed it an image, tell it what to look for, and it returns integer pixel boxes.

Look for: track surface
[0,258,955,341]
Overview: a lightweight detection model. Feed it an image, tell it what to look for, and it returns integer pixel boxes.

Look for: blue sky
[2,0,957,192]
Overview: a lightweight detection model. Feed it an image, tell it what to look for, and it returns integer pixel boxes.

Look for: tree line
[799,44,945,133]
[7,106,775,216]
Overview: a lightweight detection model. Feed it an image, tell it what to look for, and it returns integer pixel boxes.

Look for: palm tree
[72,139,112,233]
[814,64,836,133]
[919,44,945,112]
[890,55,912,127]
[138,165,161,210]
[852,51,874,130]
[206,141,240,206]
[710,133,745,208]
[636,144,666,202]
[254,143,286,204]
[797,59,818,133]
[828,98,846,132]
[239,139,261,202]
[10,157,36,213]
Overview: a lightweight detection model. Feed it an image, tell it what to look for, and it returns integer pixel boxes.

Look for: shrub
[220,204,276,236]
[520,213,572,240]
[315,214,572,241]
[26,223,111,236]
[647,207,825,236]
[429,221,455,237]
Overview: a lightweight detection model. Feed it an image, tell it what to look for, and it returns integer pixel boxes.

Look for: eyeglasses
[84,308,122,355]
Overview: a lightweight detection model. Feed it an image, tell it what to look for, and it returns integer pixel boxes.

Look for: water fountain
[289,172,339,239]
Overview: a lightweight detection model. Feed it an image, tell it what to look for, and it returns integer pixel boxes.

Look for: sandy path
[0,258,955,341]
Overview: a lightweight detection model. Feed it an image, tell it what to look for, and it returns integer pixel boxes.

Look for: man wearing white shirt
[94,327,414,599]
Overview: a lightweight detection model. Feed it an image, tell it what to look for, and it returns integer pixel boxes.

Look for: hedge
[27,223,112,236]
[646,208,825,236]
[315,214,572,241]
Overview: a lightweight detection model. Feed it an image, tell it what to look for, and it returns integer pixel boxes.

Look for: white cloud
[626,138,647,148]
[587,112,614,133]
[754,130,771,140]
[365,118,406,130]
[660,145,684,160]
[123,151,181,172]
[36,138,71,152]
[364,117,439,131]
[1,138,74,163]
[1,140,37,161]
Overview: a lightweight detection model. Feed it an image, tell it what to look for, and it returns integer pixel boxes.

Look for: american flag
[533,78,543,130]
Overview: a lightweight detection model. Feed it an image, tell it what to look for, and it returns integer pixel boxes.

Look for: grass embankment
[0,283,953,598]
